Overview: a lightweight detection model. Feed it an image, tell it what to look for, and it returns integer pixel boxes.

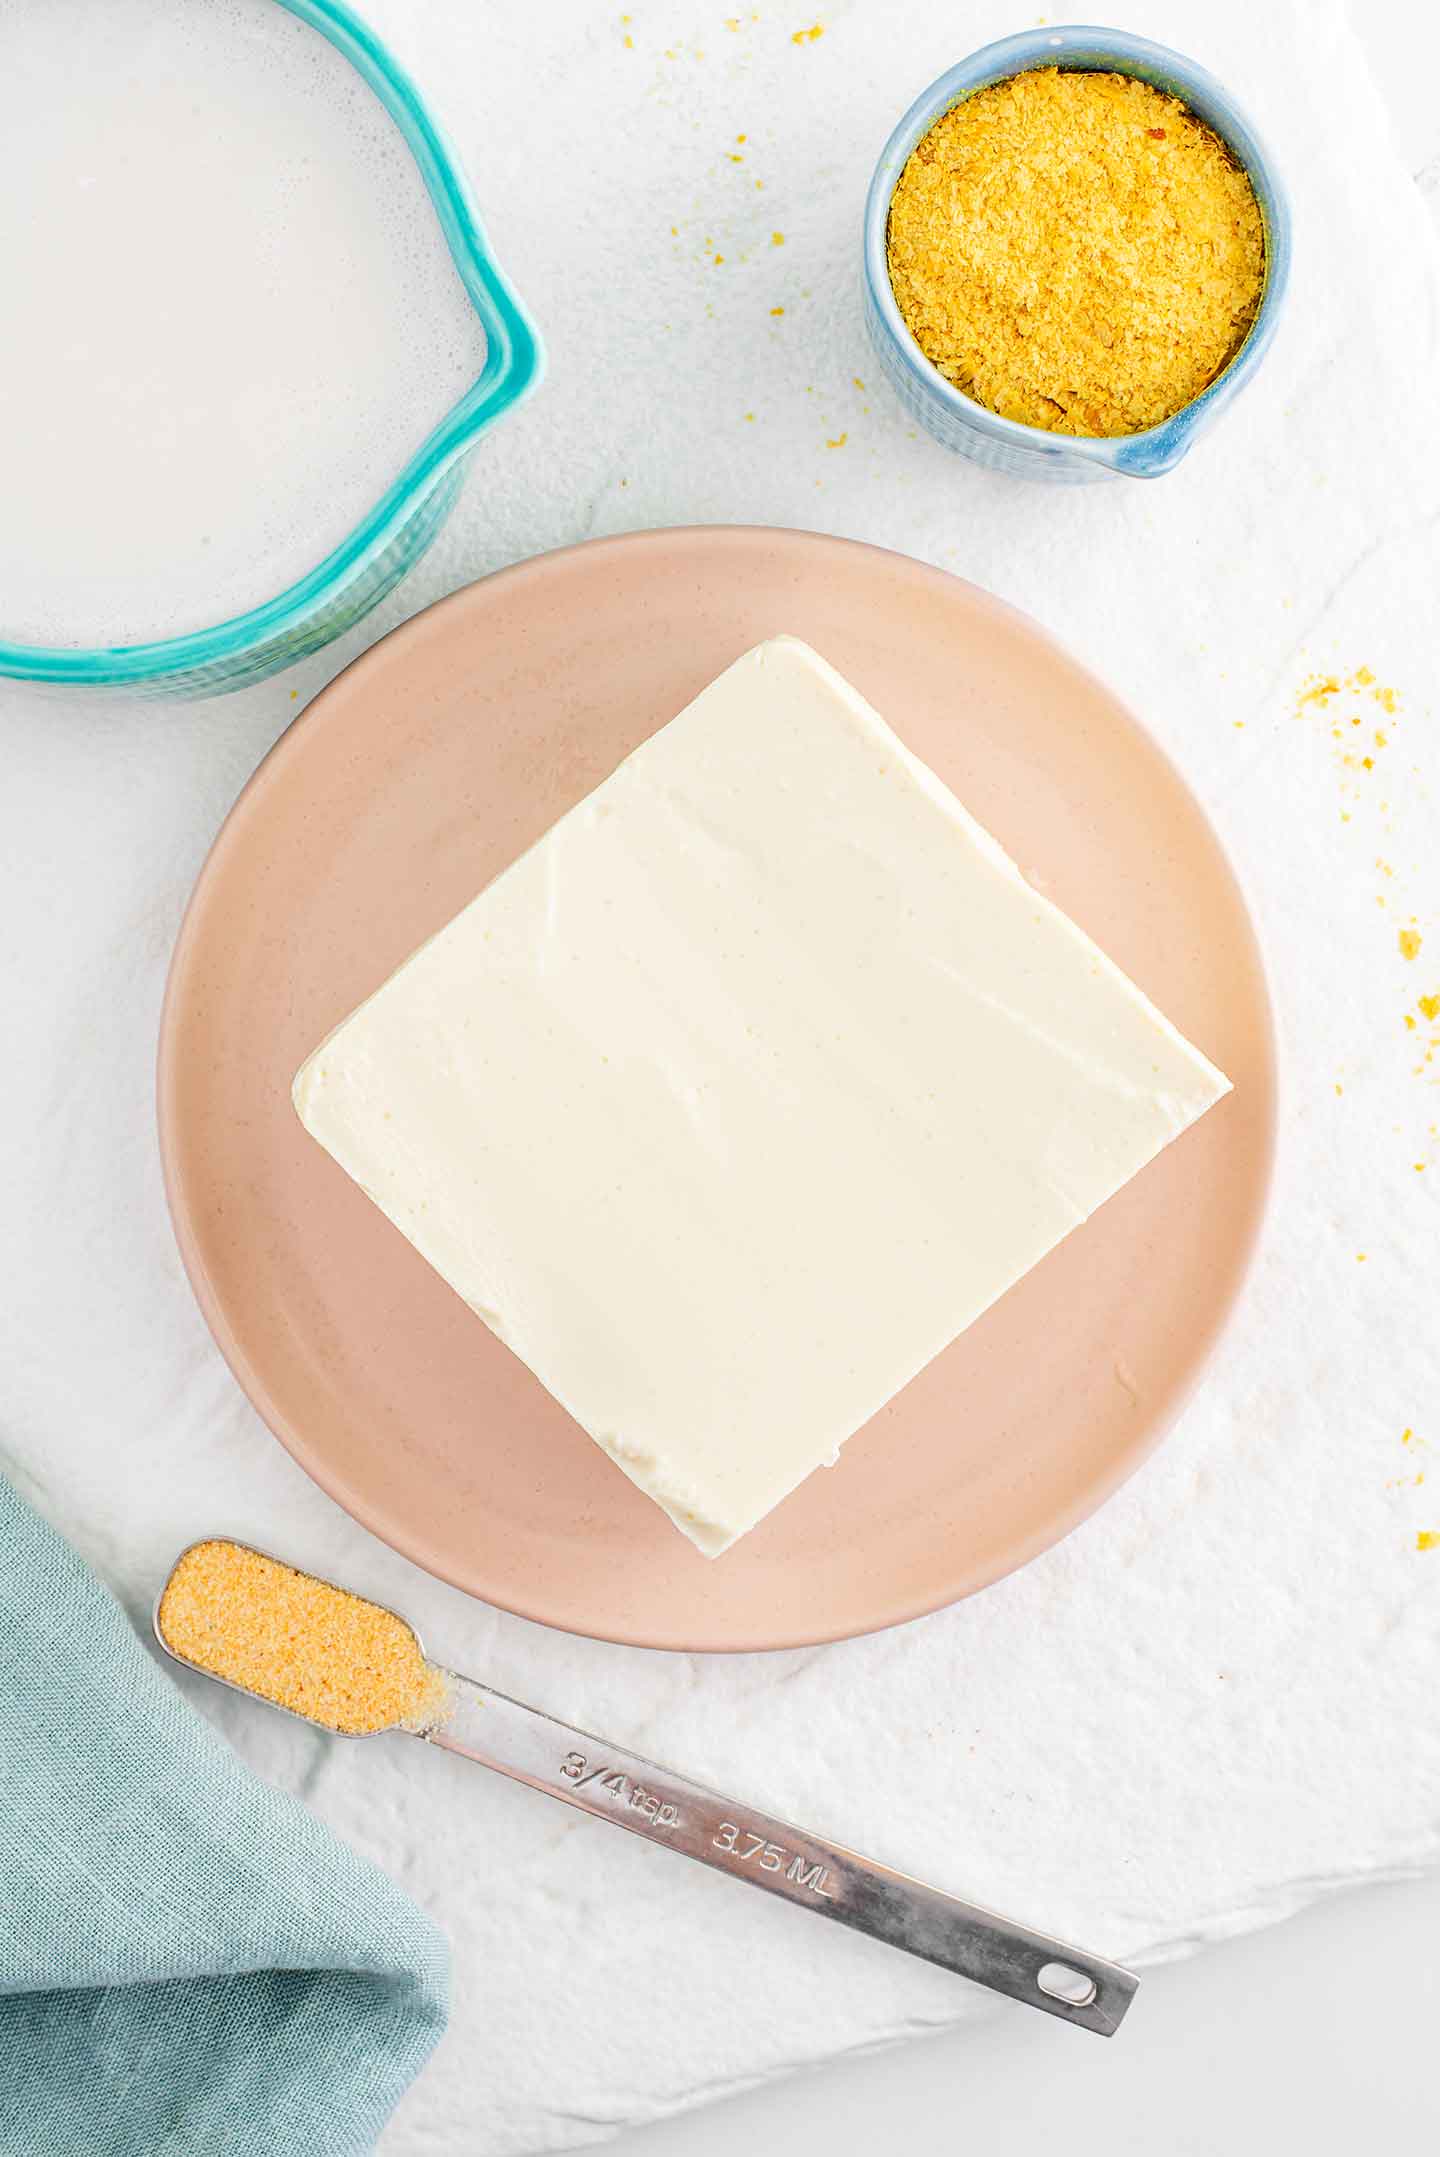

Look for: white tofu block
[294,639,1230,1556]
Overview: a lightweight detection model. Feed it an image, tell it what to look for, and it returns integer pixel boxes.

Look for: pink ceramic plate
[160,528,1274,1652]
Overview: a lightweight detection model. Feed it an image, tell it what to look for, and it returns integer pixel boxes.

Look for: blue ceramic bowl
[0,0,542,696]
[863,25,1291,482]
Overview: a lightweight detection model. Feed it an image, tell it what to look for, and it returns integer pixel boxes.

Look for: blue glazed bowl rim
[1,0,544,688]
[864,24,1292,475]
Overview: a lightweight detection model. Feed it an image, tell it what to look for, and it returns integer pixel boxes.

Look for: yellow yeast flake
[886,68,1265,437]
[157,1540,451,1736]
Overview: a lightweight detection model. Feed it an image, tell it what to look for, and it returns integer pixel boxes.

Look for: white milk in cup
[1,0,488,648]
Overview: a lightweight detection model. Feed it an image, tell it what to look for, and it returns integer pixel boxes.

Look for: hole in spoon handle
[1038,1961,1100,2008]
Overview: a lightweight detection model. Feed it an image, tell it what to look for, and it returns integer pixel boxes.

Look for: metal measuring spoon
[155,1539,1137,2036]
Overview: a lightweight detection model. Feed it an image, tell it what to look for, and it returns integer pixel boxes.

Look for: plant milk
[1,0,489,647]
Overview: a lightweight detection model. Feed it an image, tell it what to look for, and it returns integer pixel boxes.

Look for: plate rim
[158,524,1278,1654]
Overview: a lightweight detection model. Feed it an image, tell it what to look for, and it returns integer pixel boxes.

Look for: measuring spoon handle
[425,1672,1136,2035]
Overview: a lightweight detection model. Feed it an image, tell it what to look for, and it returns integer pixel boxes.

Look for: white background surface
[3,5,1438,2155]
[617,17,1440,2156]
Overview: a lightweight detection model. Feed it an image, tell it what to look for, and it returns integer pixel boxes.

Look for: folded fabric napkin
[0,1475,449,2157]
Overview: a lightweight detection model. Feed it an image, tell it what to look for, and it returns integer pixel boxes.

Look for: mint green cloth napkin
[0,1478,449,2156]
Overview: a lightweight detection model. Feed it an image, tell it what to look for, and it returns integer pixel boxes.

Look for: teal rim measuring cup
[1,0,543,695]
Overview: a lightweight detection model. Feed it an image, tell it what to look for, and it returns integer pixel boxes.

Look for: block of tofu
[294,638,1230,1557]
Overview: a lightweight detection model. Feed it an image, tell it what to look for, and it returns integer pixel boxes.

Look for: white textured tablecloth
[4,3,1439,2151]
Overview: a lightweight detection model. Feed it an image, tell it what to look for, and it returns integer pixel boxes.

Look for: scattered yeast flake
[1418,1531,1439,1552]
[886,68,1263,436]
[1400,929,1423,961]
